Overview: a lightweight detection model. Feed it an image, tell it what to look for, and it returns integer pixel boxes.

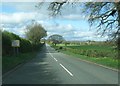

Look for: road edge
[2,56,37,79]
[60,52,119,72]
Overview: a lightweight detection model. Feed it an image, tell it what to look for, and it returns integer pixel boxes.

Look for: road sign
[12,40,20,47]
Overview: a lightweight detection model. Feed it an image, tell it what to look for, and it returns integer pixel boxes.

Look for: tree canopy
[48,34,65,45]
[38,1,120,50]
[26,23,47,44]
[83,2,120,37]
[45,2,120,37]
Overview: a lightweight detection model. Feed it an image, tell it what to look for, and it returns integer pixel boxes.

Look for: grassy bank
[61,50,118,69]
[2,52,38,74]
[50,44,119,70]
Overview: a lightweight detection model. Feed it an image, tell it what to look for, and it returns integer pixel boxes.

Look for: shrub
[20,38,32,53]
[2,31,21,56]
[59,46,63,49]
[2,31,44,56]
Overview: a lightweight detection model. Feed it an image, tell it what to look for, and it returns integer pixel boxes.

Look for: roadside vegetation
[48,41,119,69]
[40,2,120,69]
[2,22,47,73]
[2,52,39,73]
[2,31,44,73]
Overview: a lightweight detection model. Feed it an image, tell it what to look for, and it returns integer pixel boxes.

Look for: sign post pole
[14,47,16,55]
[17,47,19,54]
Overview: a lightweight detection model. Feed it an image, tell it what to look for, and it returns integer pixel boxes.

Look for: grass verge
[51,45,119,70]
[2,52,38,74]
[61,50,119,69]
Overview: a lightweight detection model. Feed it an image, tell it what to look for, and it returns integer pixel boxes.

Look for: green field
[57,43,116,51]
[50,43,119,69]
[56,44,117,58]
[66,45,113,51]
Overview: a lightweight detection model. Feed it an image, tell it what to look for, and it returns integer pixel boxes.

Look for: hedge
[2,31,43,56]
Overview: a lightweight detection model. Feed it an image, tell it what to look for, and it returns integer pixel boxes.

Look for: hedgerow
[2,31,43,56]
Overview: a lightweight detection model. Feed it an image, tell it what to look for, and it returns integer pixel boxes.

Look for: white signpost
[12,40,20,55]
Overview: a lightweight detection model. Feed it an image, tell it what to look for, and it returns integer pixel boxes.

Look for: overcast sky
[0,1,109,41]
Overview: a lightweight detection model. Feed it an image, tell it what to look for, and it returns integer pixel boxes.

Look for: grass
[61,50,119,69]
[58,44,117,58]
[66,45,116,54]
[57,43,116,52]
[50,44,119,70]
[2,52,38,74]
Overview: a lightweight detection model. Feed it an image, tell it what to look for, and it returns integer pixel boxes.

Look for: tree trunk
[115,2,120,60]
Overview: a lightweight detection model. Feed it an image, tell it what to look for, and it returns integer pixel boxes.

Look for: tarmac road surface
[2,44,119,84]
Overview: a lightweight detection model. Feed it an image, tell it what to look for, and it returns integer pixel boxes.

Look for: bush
[2,31,21,56]
[20,38,32,53]
[2,31,44,56]
[59,46,63,49]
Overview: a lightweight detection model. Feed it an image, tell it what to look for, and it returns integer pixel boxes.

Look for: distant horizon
[1,27,109,42]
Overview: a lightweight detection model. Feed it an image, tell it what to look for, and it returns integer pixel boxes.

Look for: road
[2,44,119,84]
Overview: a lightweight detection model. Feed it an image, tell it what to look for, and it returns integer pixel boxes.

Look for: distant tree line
[38,1,120,52]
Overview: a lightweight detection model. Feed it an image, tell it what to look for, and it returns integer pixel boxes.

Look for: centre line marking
[59,63,73,76]
[54,58,58,61]
[47,45,73,76]
[47,46,58,62]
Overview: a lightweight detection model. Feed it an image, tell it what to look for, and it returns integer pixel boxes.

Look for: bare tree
[83,2,120,37]
[37,1,120,50]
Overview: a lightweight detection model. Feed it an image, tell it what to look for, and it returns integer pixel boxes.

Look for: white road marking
[54,58,58,61]
[46,44,73,77]
[59,63,73,76]
[47,45,58,62]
